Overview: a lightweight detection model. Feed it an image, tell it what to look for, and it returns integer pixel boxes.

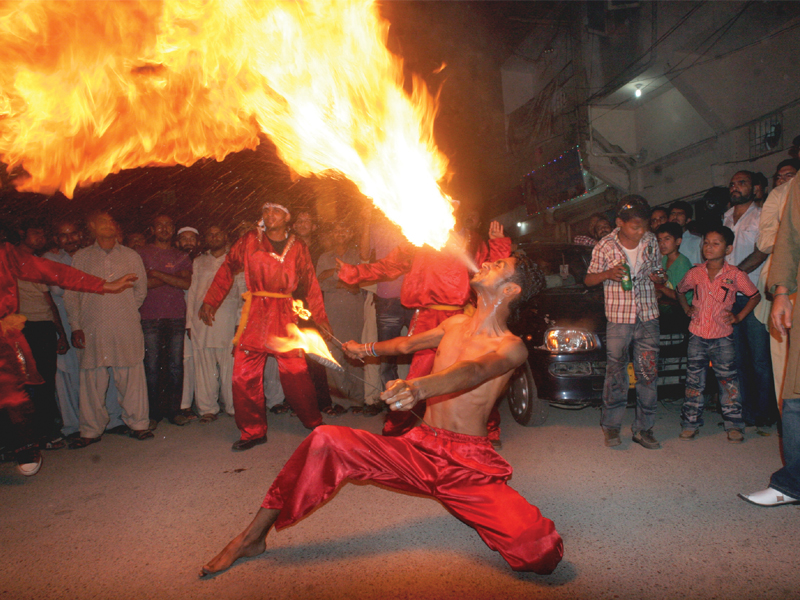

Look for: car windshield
[523,245,592,290]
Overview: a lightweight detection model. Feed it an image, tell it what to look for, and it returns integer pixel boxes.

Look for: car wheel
[506,362,549,427]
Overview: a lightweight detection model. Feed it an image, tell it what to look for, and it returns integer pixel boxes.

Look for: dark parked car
[505,242,689,426]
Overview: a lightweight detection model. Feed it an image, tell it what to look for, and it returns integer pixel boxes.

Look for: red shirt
[338,233,511,309]
[203,231,328,354]
[677,261,758,339]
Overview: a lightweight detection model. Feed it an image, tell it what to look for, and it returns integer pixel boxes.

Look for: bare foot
[200,532,267,576]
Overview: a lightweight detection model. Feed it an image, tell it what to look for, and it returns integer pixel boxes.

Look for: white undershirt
[621,241,642,274]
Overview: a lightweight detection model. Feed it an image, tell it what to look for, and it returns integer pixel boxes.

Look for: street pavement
[1,398,798,600]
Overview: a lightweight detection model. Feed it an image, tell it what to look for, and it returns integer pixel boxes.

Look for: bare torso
[422,314,521,437]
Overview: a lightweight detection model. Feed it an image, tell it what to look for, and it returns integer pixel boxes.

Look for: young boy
[654,222,693,324]
[676,226,760,443]
[586,196,665,449]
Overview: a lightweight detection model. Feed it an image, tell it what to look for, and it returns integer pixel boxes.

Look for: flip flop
[199,413,218,424]
[322,404,347,417]
[68,436,101,450]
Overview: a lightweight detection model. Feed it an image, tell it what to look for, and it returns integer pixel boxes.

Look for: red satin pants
[383,308,501,441]
[262,424,563,574]
[232,348,323,441]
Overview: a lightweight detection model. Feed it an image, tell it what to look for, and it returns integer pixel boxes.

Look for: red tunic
[203,231,329,355]
[338,233,512,309]
[0,243,105,406]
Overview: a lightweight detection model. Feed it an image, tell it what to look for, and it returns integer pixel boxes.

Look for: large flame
[0,0,455,248]
[272,323,342,371]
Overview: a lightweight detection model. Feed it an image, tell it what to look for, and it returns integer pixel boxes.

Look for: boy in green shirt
[655,222,693,325]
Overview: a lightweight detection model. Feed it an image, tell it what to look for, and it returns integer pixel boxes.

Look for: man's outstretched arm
[382,337,528,411]
[342,318,452,359]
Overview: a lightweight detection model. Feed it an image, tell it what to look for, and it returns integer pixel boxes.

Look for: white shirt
[723,202,763,287]
[680,230,703,266]
[186,251,246,349]
[64,242,148,368]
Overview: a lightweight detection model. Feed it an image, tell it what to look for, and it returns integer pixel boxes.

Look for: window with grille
[749,113,783,159]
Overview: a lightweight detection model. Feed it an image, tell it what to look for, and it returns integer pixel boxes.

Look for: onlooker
[176,226,201,422]
[654,222,692,327]
[724,171,777,428]
[317,221,366,408]
[739,176,800,506]
[752,172,769,206]
[649,206,669,232]
[45,220,127,438]
[669,201,703,266]
[64,211,152,448]
[676,226,759,443]
[185,226,245,421]
[574,213,612,247]
[138,214,193,428]
[772,158,798,189]
[585,196,664,450]
[16,220,68,449]
[124,232,146,250]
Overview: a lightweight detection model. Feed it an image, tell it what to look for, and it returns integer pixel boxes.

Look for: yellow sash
[426,304,464,312]
[232,291,292,346]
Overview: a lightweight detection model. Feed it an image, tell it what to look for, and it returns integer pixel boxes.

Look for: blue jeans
[732,295,778,426]
[602,318,659,433]
[771,397,800,498]
[142,318,184,422]
[681,334,743,431]
[374,296,414,389]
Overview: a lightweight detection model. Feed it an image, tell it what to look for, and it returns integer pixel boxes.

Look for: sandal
[270,402,291,414]
[129,429,154,441]
[322,404,347,417]
[42,437,67,450]
[68,436,101,450]
[361,404,384,417]
[199,413,218,424]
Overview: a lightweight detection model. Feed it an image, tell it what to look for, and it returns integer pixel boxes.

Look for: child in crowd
[585,196,664,450]
[654,222,693,326]
[676,226,760,443]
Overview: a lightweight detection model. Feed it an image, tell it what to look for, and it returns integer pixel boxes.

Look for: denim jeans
[732,295,778,426]
[771,397,800,498]
[681,334,743,431]
[374,296,414,388]
[142,318,184,422]
[602,318,659,433]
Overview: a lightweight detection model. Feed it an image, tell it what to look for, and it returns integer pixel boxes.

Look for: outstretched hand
[380,379,421,411]
[342,341,368,360]
[103,273,137,294]
[488,221,504,239]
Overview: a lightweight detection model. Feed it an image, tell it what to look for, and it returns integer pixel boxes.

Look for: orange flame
[292,299,311,321]
[0,0,455,248]
[272,324,341,370]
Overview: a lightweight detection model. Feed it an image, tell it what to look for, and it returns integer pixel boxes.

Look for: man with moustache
[186,226,246,422]
[724,171,777,429]
[176,226,201,421]
[200,197,331,451]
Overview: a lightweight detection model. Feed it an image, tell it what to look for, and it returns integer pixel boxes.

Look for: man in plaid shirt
[586,196,664,449]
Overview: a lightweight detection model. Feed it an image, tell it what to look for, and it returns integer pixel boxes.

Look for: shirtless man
[201,252,563,576]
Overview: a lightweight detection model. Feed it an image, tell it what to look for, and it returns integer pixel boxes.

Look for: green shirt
[662,253,693,305]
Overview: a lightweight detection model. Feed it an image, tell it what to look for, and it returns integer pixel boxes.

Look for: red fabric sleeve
[486,236,512,262]
[203,233,246,308]
[296,241,329,327]
[676,266,697,294]
[338,243,415,286]
[13,246,105,293]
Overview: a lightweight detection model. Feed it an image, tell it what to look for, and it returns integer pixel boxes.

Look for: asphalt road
[2,398,798,600]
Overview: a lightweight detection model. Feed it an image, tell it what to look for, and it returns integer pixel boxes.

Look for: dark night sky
[0,2,548,235]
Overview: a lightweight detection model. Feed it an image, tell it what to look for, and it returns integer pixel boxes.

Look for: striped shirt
[677,261,758,339]
[587,229,660,324]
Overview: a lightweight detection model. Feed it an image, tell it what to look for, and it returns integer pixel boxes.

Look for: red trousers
[262,424,563,574]
[232,348,323,441]
[383,308,501,441]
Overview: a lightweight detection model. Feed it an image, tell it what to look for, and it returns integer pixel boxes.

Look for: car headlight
[544,328,596,353]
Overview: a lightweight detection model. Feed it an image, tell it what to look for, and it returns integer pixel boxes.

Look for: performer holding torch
[201,252,563,576]
[199,196,331,451]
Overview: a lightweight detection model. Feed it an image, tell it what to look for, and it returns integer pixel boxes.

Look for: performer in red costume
[200,199,331,451]
[337,216,511,438]
[0,241,136,474]
[201,252,562,576]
